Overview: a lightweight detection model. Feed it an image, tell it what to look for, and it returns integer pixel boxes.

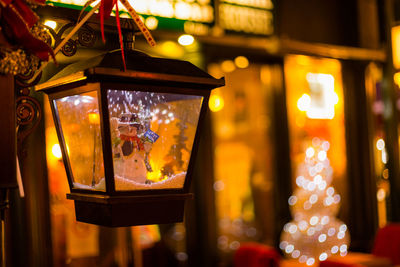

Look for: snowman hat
[118,113,143,130]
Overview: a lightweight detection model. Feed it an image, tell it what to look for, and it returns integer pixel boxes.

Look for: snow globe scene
[54,89,203,192]
[106,89,203,191]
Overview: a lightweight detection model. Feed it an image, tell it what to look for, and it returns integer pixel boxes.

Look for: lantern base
[67,192,193,227]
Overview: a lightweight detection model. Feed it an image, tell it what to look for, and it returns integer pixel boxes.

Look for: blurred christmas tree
[280,139,350,266]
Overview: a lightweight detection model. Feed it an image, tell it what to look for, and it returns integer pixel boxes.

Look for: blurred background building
[5,0,400,266]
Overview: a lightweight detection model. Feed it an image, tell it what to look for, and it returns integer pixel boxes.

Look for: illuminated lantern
[36,50,224,226]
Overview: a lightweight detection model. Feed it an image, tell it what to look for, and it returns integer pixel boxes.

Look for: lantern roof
[36,50,225,92]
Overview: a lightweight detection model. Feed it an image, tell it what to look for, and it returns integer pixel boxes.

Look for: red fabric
[114,1,126,71]
[0,0,55,61]
[234,243,281,267]
[320,224,400,267]
[372,223,400,265]
[99,0,116,42]
[98,0,126,69]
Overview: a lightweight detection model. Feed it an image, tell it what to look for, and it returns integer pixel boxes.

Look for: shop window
[208,60,280,262]
[278,55,349,264]
[284,55,347,196]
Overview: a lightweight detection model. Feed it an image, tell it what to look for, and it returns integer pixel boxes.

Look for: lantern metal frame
[37,50,224,226]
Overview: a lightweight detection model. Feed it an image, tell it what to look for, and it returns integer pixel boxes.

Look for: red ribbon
[97,0,155,71]
[0,0,55,62]
[99,0,126,70]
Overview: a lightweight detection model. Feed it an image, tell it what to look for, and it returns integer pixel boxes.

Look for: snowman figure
[117,113,152,183]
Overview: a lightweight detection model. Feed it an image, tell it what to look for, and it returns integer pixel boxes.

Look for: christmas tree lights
[280,139,350,265]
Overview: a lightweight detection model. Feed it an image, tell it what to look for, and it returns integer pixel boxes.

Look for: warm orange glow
[377,186,388,227]
[88,112,100,124]
[392,25,400,69]
[383,168,389,179]
[297,94,311,111]
[394,72,400,88]
[44,20,57,29]
[147,169,162,182]
[52,144,62,160]
[376,138,385,151]
[221,60,235,73]
[234,56,249,69]
[209,94,225,112]
[145,157,165,182]
[160,41,184,58]
[304,73,337,119]
[178,34,194,46]
[285,55,346,198]
[145,16,158,30]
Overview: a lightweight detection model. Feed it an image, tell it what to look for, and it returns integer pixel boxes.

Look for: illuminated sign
[47,0,214,34]
[46,0,275,36]
[219,0,274,35]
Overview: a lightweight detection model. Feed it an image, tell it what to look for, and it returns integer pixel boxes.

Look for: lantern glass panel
[105,89,203,191]
[54,91,105,191]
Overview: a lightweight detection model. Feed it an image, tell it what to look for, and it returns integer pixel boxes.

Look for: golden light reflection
[145,158,169,182]
[175,2,191,19]
[383,168,389,179]
[44,20,57,29]
[295,116,306,127]
[377,188,386,201]
[160,41,184,58]
[210,63,276,252]
[145,16,158,30]
[297,94,311,111]
[221,60,235,73]
[88,112,100,124]
[285,54,346,207]
[296,55,311,66]
[392,25,400,69]
[147,168,162,182]
[381,148,388,164]
[304,73,337,119]
[209,93,224,112]
[234,56,249,69]
[377,186,388,227]
[376,138,385,151]
[52,144,62,160]
[394,72,400,88]
[178,34,194,46]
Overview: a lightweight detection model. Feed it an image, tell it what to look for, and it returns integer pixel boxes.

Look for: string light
[280,140,350,264]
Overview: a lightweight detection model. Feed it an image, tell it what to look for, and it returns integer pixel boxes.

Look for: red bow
[0,0,56,61]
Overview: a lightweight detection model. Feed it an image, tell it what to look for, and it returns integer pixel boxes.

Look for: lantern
[36,50,224,226]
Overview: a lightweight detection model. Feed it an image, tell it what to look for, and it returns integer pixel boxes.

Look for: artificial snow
[73,172,186,191]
